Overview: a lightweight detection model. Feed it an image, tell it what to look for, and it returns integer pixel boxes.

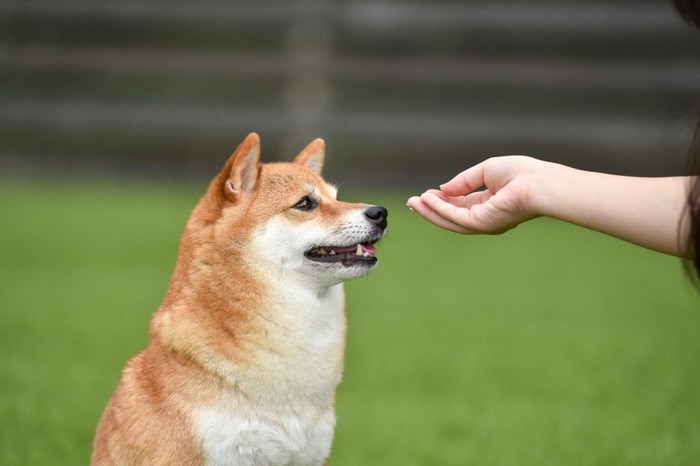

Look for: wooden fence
[1,0,699,184]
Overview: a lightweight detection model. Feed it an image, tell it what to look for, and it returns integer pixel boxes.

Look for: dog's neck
[151,247,346,407]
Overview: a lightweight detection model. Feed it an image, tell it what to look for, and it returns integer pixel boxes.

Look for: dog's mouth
[305,242,378,266]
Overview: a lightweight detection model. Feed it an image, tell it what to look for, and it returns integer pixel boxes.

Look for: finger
[425,188,487,210]
[424,189,456,203]
[407,196,472,234]
[406,196,422,211]
[462,189,494,209]
[439,160,488,197]
[420,191,481,231]
[420,209,472,234]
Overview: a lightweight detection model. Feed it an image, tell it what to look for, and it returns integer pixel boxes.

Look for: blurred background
[3,1,700,465]
[1,0,699,183]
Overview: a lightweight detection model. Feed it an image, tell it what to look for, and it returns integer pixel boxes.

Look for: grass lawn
[1,177,700,465]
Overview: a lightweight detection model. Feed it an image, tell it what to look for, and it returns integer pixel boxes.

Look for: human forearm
[532,163,691,257]
[408,155,692,257]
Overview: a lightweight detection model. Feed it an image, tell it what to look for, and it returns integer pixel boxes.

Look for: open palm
[407,156,543,234]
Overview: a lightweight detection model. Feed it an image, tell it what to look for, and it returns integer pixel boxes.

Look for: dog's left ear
[294,138,325,175]
[221,132,261,202]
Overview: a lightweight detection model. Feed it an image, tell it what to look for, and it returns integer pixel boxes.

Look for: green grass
[1,178,699,465]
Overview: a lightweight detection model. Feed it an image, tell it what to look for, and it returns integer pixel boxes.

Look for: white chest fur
[195,283,346,466]
[197,402,336,466]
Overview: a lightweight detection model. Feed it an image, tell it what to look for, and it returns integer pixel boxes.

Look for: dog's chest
[195,284,345,466]
[196,403,335,466]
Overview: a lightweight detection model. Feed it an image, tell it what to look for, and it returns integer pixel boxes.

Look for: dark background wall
[1,0,699,186]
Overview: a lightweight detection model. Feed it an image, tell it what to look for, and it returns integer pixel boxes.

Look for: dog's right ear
[220,133,261,203]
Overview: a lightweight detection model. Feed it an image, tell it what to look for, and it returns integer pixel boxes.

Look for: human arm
[406,156,692,257]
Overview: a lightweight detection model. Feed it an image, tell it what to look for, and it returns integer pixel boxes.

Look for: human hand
[407,156,547,234]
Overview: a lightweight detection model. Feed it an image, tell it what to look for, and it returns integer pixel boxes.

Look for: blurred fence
[1,0,699,185]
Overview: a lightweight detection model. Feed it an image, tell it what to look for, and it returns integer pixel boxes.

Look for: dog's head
[189,133,387,288]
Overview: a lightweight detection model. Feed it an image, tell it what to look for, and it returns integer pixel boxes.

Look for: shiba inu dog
[91,133,387,465]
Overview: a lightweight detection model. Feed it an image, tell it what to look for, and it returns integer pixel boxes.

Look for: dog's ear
[221,133,261,202]
[293,138,325,175]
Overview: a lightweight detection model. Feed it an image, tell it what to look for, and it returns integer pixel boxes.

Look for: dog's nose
[364,206,388,230]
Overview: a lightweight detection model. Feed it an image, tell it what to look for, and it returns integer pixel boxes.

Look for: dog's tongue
[334,244,376,254]
[360,243,377,254]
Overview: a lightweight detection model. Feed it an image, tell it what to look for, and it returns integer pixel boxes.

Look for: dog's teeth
[318,248,326,255]
[355,244,363,256]
[329,249,336,255]
[363,252,369,257]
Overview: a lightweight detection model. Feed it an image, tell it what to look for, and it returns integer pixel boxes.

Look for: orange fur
[92,134,386,465]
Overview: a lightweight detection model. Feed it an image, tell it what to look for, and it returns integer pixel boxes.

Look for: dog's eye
[292,196,316,212]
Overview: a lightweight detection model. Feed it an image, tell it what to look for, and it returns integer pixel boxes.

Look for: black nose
[364,206,388,230]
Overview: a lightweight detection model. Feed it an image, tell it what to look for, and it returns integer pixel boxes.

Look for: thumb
[440,160,487,197]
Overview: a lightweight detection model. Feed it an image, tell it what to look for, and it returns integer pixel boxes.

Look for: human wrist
[526,160,572,220]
